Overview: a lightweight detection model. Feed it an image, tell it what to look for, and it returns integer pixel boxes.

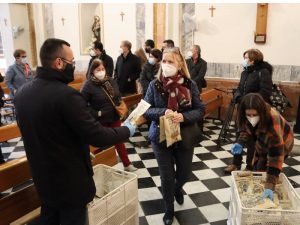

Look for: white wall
[103,3,137,60]
[0,3,14,69]
[193,3,300,66]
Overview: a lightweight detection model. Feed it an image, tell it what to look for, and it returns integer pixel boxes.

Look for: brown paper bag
[159,116,166,143]
[163,114,182,147]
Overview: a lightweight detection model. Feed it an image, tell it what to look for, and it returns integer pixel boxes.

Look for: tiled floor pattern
[1,119,300,225]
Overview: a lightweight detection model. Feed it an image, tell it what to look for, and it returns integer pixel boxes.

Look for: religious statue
[92,16,101,42]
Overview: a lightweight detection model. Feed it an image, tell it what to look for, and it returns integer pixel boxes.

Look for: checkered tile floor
[1,119,300,225]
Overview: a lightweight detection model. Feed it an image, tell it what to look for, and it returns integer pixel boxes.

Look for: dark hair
[40,38,70,68]
[93,41,103,51]
[87,59,105,78]
[237,93,271,129]
[145,39,155,48]
[163,39,175,48]
[193,45,201,57]
[243,49,263,63]
[13,49,26,58]
[122,40,132,50]
[150,48,162,62]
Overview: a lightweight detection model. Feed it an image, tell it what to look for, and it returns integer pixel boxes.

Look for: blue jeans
[152,141,194,212]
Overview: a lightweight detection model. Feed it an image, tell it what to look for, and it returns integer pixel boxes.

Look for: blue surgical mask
[148,58,155,65]
[242,58,249,68]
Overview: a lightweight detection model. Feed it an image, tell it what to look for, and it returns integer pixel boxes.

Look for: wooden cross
[4,18,7,26]
[61,17,65,26]
[209,5,216,17]
[120,12,125,22]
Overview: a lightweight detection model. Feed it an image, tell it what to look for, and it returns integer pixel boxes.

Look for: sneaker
[224,164,241,173]
[124,164,138,172]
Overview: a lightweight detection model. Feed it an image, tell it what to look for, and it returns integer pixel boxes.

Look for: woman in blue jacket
[144,48,205,225]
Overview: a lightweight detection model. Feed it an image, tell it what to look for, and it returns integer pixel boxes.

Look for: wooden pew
[200,89,223,119]
[0,123,21,142]
[122,93,143,109]
[0,157,40,225]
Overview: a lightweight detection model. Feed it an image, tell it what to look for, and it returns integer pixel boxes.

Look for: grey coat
[5,62,33,95]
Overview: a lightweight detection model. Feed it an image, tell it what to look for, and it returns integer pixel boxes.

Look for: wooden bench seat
[200,89,223,119]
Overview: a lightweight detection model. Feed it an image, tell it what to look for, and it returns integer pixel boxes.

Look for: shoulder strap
[100,86,116,107]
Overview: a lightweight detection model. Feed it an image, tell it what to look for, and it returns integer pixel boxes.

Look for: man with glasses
[5,49,33,96]
[14,38,136,225]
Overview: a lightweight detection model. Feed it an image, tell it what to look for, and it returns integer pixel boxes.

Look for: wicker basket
[227,171,300,225]
[87,164,138,225]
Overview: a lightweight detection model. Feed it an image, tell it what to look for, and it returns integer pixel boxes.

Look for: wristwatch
[98,110,102,117]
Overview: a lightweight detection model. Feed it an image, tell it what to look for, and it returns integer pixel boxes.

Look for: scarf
[161,73,191,111]
[90,75,119,104]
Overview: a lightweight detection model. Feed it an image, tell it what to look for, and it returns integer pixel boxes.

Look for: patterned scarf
[90,75,118,104]
[161,73,191,111]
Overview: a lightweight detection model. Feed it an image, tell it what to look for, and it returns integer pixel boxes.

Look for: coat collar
[35,67,71,84]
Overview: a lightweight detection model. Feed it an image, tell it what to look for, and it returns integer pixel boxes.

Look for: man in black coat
[0,72,5,164]
[115,40,141,96]
[14,38,136,225]
[86,41,113,78]
[186,45,207,93]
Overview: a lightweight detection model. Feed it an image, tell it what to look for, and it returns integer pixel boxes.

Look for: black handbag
[180,123,204,148]
[270,84,292,114]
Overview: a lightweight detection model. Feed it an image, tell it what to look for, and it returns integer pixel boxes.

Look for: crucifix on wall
[209,5,216,17]
[120,12,125,22]
[61,17,65,26]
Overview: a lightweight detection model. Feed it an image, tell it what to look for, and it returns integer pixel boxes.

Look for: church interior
[0,2,300,225]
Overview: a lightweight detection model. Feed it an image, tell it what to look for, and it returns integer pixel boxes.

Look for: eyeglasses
[61,58,76,67]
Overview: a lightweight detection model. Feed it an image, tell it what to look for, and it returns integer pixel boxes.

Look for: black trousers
[151,141,194,212]
[39,203,87,225]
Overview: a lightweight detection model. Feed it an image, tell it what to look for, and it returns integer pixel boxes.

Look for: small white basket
[87,164,138,225]
[228,171,300,225]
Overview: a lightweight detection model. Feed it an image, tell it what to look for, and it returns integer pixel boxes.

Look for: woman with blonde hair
[143,47,205,225]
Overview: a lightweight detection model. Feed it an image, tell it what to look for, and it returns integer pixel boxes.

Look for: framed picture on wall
[79,3,104,55]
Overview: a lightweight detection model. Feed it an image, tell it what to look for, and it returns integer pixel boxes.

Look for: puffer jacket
[234,61,273,103]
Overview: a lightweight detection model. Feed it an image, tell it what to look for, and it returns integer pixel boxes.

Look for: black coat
[0,73,4,107]
[139,62,159,96]
[115,51,141,95]
[86,50,114,78]
[14,67,130,207]
[234,61,273,104]
[186,58,207,92]
[81,78,121,124]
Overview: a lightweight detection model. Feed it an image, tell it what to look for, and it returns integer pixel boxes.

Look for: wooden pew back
[200,89,223,118]
[0,123,21,142]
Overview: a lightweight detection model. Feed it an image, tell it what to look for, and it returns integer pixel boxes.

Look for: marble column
[43,3,54,39]
[181,3,195,55]
[136,3,145,50]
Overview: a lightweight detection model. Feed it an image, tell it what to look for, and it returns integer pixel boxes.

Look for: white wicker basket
[87,164,138,225]
[228,171,300,225]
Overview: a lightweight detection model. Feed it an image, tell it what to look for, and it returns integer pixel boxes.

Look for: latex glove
[230,143,243,155]
[122,119,136,137]
[165,109,173,115]
[262,188,274,201]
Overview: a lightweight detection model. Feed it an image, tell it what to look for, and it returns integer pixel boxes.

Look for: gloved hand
[122,119,136,137]
[230,143,243,155]
[262,188,274,201]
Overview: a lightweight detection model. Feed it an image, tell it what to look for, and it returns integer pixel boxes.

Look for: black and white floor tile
[1,119,300,225]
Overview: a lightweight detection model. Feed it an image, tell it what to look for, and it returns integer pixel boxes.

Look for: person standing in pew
[224,49,273,173]
[81,59,138,172]
[144,47,205,225]
[14,38,136,225]
[186,45,207,94]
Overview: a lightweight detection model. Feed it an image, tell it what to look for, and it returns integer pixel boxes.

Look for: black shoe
[174,190,184,205]
[163,210,174,225]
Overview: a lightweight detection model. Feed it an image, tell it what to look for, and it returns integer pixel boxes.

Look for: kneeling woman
[144,48,205,225]
[81,59,137,172]
[231,93,294,200]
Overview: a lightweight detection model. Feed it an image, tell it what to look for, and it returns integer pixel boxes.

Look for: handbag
[269,84,291,114]
[101,87,128,119]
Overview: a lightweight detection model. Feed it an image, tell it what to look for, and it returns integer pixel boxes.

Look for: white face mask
[161,63,178,78]
[246,116,260,127]
[90,50,96,57]
[187,51,193,58]
[94,71,106,80]
[148,58,156,65]
[21,57,27,64]
[119,48,124,54]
